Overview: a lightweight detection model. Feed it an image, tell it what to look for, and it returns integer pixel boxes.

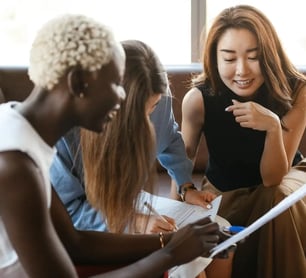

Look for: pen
[144,201,179,231]
[223,225,245,234]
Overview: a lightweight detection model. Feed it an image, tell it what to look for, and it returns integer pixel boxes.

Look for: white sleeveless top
[0,102,55,276]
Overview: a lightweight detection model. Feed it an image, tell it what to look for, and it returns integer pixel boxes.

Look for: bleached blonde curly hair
[28,14,116,90]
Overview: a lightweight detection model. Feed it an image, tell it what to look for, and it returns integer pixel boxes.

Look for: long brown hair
[81,40,168,233]
[194,5,306,118]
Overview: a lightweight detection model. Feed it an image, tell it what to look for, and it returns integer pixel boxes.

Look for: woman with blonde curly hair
[181,5,306,278]
[0,14,225,278]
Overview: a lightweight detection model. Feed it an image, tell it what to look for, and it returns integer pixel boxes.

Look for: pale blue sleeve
[150,90,194,192]
[50,135,107,231]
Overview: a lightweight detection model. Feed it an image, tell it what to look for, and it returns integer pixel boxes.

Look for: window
[0,0,191,66]
[205,0,306,67]
[1,0,306,67]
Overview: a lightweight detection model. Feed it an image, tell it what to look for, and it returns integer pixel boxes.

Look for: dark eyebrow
[219,47,258,53]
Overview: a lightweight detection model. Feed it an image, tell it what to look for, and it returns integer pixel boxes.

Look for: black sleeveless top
[198,84,302,191]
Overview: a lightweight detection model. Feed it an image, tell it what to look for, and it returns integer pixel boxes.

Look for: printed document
[139,190,222,224]
[209,183,306,257]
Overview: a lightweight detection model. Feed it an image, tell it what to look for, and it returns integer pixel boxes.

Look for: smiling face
[80,43,126,132]
[217,28,264,98]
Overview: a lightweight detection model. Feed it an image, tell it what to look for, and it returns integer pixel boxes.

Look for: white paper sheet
[209,183,306,258]
[139,191,222,225]
[139,191,223,278]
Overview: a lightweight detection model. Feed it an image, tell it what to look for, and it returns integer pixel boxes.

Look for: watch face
[180,192,185,202]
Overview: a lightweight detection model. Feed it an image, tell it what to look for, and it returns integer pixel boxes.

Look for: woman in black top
[181,5,306,278]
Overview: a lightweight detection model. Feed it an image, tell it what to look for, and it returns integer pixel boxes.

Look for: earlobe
[78,83,88,98]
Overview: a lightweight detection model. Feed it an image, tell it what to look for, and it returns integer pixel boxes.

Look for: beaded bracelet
[159,232,165,248]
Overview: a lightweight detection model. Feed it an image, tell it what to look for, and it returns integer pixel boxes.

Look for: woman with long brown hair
[181,5,306,278]
[81,40,166,233]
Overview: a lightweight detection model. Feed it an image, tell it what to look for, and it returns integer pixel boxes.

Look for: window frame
[191,0,206,63]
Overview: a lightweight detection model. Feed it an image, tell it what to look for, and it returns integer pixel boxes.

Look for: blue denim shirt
[50,90,193,231]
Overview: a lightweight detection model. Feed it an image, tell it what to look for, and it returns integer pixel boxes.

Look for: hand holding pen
[144,202,179,232]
